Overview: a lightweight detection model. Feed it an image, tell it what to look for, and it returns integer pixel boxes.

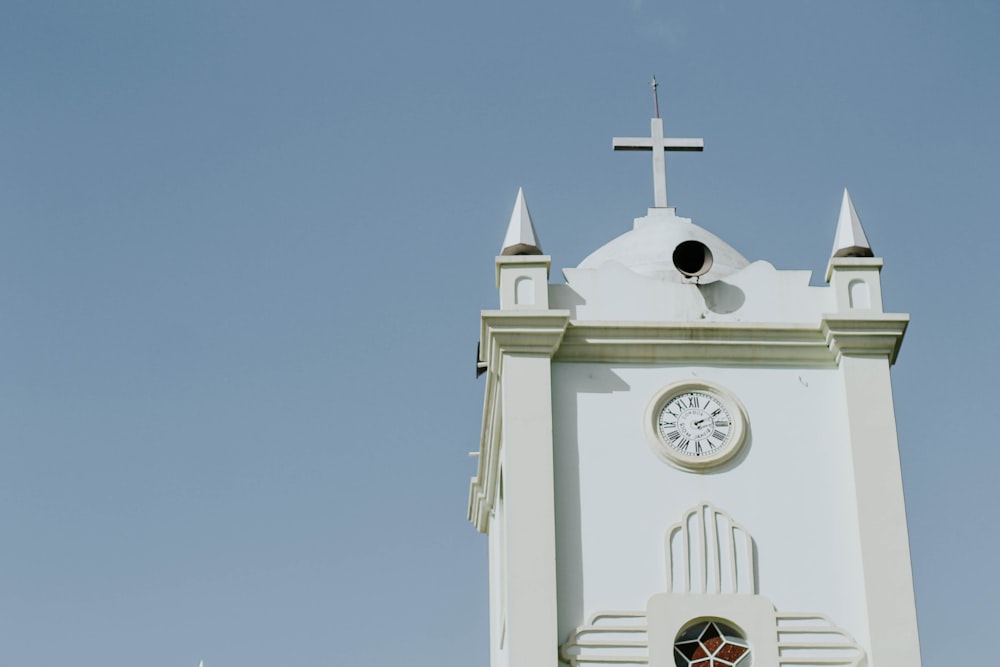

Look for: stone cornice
[479,311,572,372]
[555,315,908,367]
[823,315,909,364]
[557,321,832,366]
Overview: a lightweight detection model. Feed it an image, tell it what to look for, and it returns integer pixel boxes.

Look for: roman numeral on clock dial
[657,390,735,457]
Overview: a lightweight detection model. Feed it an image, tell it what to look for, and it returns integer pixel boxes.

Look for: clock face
[644,381,748,470]
[657,391,733,458]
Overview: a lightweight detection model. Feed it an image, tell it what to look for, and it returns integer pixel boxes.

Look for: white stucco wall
[551,361,871,654]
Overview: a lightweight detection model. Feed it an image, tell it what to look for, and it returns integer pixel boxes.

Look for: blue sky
[0,1,997,665]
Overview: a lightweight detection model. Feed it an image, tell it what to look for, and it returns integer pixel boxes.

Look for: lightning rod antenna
[650,75,660,119]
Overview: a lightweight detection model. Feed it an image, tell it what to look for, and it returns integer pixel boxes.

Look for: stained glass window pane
[672,620,751,667]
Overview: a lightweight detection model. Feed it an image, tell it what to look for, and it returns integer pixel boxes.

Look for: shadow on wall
[698,281,745,315]
[553,367,631,643]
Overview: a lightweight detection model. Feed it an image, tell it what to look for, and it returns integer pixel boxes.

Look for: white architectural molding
[823,315,908,364]
[665,502,756,595]
[558,610,866,667]
[469,311,570,532]
[559,612,649,667]
[775,612,865,666]
[559,505,869,667]
[558,321,829,365]
[553,317,906,367]
[479,311,570,372]
[468,360,502,533]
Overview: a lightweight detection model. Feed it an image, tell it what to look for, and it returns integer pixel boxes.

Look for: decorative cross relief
[613,116,703,208]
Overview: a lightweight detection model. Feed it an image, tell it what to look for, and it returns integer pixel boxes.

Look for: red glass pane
[716,643,748,662]
[703,636,724,653]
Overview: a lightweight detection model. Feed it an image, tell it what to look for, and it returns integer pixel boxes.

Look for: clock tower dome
[468,108,922,667]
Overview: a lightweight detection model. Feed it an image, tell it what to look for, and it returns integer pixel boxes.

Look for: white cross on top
[613,117,703,208]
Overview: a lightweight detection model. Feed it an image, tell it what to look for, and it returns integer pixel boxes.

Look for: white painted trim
[468,360,502,532]
[825,256,882,285]
[823,315,908,363]
[554,316,907,366]
[468,311,570,532]
[559,609,866,667]
[775,612,865,666]
[559,504,869,667]
[559,612,650,666]
[664,503,756,594]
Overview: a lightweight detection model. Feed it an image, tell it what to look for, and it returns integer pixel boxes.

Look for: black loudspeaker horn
[672,240,714,278]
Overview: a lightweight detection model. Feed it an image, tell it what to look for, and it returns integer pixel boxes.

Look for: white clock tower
[468,106,922,667]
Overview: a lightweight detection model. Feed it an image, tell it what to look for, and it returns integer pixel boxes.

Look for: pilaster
[469,310,570,667]
[838,353,922,667]
[501,352,558,667]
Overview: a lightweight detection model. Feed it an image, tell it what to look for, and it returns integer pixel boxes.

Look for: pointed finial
[500,187,542,256]
[650,75,660,119]
[831,188,874,258]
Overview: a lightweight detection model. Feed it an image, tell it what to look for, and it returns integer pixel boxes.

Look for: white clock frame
[643,380,750,471]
